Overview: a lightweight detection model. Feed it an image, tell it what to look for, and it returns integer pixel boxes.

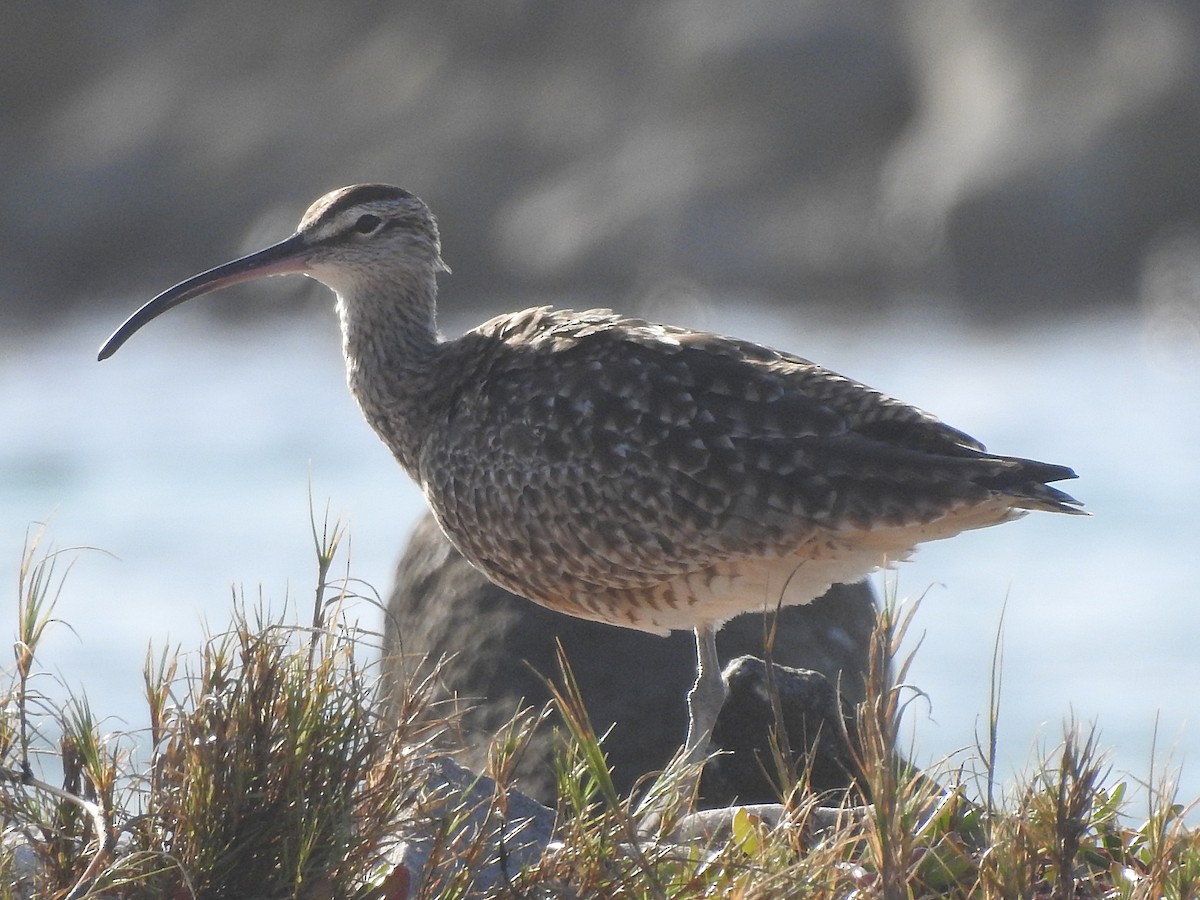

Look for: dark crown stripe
[322,184,415,220]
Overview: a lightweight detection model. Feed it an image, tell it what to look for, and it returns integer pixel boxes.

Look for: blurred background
[2,2,1199,805]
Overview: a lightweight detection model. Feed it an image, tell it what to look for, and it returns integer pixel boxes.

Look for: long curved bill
[98,232,311,361]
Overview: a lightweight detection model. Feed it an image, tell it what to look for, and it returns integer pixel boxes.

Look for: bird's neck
[335,271,444,475]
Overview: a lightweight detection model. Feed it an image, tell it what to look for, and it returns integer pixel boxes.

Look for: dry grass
[2,524,1197,898]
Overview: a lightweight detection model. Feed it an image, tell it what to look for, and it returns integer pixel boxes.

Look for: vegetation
[2,523,1197,898]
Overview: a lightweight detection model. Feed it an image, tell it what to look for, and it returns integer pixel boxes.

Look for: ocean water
[2,300,1197,810]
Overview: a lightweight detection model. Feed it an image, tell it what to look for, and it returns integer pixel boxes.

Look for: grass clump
[1,525,439,899]
[131,607,428,898]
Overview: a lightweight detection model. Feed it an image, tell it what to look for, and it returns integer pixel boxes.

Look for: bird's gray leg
[639,624,726,824]
[683,624,725,766]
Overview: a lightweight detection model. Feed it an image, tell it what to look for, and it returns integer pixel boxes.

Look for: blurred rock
[382,512,876,804]
[7,2,1199,327]
[908,4,1200,315]
[0,831,39,900]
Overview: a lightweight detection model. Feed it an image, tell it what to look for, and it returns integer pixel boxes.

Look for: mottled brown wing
[422,308,1075,594]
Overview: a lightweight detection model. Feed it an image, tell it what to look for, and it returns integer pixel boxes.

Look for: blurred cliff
[3,1,1199,330]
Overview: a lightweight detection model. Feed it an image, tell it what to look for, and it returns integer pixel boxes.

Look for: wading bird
[100,184,1084,771]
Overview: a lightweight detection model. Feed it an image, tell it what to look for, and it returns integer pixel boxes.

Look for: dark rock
[700,656,865,808]
[382,512,876,804]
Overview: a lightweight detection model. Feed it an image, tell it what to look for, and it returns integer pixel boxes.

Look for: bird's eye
[353,214,383,235]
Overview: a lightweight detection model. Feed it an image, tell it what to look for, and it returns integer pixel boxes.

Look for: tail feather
[987,455,1087,516]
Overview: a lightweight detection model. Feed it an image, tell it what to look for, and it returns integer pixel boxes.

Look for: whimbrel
[99,184,1084,768]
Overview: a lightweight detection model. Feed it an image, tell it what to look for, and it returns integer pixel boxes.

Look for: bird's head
[98,183,447,360]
